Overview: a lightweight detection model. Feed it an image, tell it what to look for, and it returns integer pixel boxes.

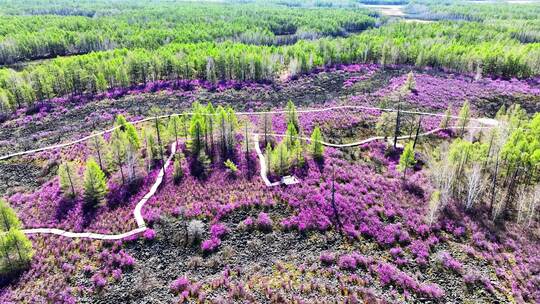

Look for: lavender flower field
[1,1,540,303]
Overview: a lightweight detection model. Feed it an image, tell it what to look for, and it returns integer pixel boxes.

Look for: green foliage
[439,106,452,129]
[83,158,108,207]
[501,112,540,171]
[403,71,416,92]
[398,142,416,178]
[286,100,300,134]
[89,134,107,171]
[124,123,141,150]
[448,138,488,165]
[224,159,239,175]
[0,228,33,276]
[58,162,79,198]
[108,129,127,183]
[0,199,21,232]
[173,154,184,184]
[143,127,159,165]
[271,142,291,177]
[310,126,325,160]
[376,112,397,137]
[115,115,128,129]
[0,199,33,277]
[189,110,205,157]
[285,121,299,149]
[458,101,471,136]
[168,115,182,143]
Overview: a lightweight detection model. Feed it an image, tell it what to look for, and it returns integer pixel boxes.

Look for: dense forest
[0,0,540,113]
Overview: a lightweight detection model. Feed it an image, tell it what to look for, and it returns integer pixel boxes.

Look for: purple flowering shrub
[256,212,273,232]
[8,165,161,235]
[373,72,540,110]
[2,70,540,303]
[377,262,445,299]
[201,237,222,254]
[170,277,190,294]
[437,251,463,273]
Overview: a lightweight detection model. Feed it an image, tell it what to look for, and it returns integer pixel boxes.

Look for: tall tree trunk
[155,118,165,171]
[413,116,422,149]
[393,103,401,149]
[490,153,500,213]
[65,164,76,198]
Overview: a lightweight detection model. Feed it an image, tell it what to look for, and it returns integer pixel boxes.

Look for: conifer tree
[190,116,204,157]
[58,162,78,198]
[205,103,215,154]
[173,154,184,184]
[89,134,107,171]
[403,71,416,92]
[115,114,128,130]
[398,142,416,179]
[83,158,108,207]
[440,105,452,129]
[261,112,273,148]
[108,129,127,185]
[285,121,298,149]
[458,101,471,137]
[226,106,238,156]
[124,123,141,150]
[265,143,273,175]
[168,115,181,144]
[310,126,324,161]
[0,199,33,275]
[394,103,402,149]
[154,117,165,170]
[286,100,299,134]
[0,199,21,232]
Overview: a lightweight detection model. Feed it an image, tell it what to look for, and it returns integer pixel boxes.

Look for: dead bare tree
[516,184,540,226]
[427,148,456,224]
[465,163,485,210]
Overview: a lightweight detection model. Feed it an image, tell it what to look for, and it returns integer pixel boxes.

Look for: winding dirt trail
[0,105,496,161]
[22,141,177,240]
[4,105,497,239]
[253,126,494,186]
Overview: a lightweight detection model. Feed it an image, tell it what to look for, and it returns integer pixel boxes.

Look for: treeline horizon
[0,0,539,113]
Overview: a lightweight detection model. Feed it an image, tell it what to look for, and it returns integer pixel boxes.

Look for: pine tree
[286,100,299,134]
[58,162,78,198]
[261,112,273,148]
[83,158,108,207]
[168,115,181,144]
[458,101,471,137]
[108,129,127,185]
[265,143,273,175]
[124,123,141,150]
[115,114,128,130]
[225,106,238,156]
[403,71,416,92]
[310,126,324,161]
[272,142,290,177]
[398,142,416,179]
[190,116,204,157]
[173,154,184,184]
[440,105,452,129]
[6,229,33,265]
[95,72,108,93]
[285,121,298,149]
[89,134,107,171]
[0,199,21,232]
[0,199,32,276]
